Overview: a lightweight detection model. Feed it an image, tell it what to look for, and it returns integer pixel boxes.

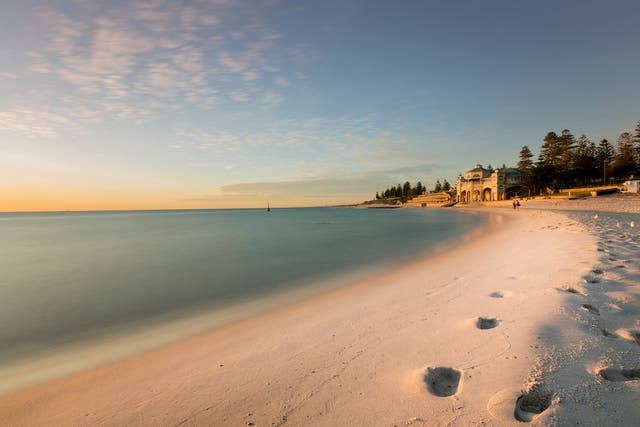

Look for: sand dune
[1,202,639,426]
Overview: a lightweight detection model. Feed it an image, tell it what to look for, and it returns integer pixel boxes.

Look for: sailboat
[267,202,270,212]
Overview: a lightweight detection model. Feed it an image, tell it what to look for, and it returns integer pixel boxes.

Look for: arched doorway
[482,188,492,201]
[505,186,525,199]
[472,190,481,201]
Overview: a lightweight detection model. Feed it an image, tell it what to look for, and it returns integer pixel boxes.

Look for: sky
[1,0,639,211]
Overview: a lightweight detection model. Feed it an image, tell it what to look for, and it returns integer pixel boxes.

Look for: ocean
[0,207,484,375]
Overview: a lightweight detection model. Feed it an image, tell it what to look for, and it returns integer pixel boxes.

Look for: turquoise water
[0,208,484,365]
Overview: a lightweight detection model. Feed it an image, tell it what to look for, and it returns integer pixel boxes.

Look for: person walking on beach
[513,200,517,210]
[516,200,520,210]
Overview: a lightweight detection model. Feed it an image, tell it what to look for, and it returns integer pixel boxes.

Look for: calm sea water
[0,208,484,366]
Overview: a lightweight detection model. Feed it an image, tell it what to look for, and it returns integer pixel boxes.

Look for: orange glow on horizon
[0,170,365,212]
[0,189,356,212]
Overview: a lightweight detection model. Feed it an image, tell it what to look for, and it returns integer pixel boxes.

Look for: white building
[624,180,639,193]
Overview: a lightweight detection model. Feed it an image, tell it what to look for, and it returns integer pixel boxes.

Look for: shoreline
[0,209,490,396]
[1,200,638,425]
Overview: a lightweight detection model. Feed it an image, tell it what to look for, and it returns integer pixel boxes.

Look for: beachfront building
[404,191,453,207]
[624,180,640,193]
[456,164,524,203]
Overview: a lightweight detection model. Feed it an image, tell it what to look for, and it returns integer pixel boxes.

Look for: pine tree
[517,146,534,172]
[518,145,535,195]
[442,179,451,191]
[535,132,563,192]
[402,181,412,199]
[597,139,615,183]
[573,135,596,185]
[434,180,442,192]
[416,181,424,196]
[633,120,640,166]
[613,132,636,178]
[540,131,560,166]
[558,129,576,173]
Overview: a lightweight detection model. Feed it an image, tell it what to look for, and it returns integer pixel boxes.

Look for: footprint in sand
[563,286,583,295]
[597,368,640,382]
[604,302,623,312]
[477,317,499,329]
[424,367,462,397]
[601,328,618,338]
[592,268,604,275]
[616,329,640,345]
[513,387,553,422]
[489,290,512,298]
[581,304,600,315]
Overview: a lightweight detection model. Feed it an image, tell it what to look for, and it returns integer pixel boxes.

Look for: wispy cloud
[218,51,248,73]
[242,70,260,81]
[0,108,79,138]
[171,115,436,178]
[7,0,308,136]
[260,90,284,106]
[274,76,290,87]
[173,128,242,153]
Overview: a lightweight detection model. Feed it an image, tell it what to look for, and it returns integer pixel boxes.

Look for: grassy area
[558,185,623,194]
[542,185,622,199]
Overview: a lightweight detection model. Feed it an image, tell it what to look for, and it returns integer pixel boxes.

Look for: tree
[633,120,640,165]
[530,162,552,195]
[534,132,563,191]
[375,192,380,200]
[558,129,576,173]
[540,131,561,167]
[612,132,636,178]
[402,181,412,199]
[573,135,596,185]
[596,139,615,183]
[442,179,451,191]
[517,146,534,172]
[434,180,442,192]
[415,181,424,196]
[518,145,535,195]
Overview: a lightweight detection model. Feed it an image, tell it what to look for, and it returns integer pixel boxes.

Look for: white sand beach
[1,198,639,426]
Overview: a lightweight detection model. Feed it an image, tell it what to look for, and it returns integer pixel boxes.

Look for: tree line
[517,120,640,195]
[374,179,451,203]
[371,120,639,203]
